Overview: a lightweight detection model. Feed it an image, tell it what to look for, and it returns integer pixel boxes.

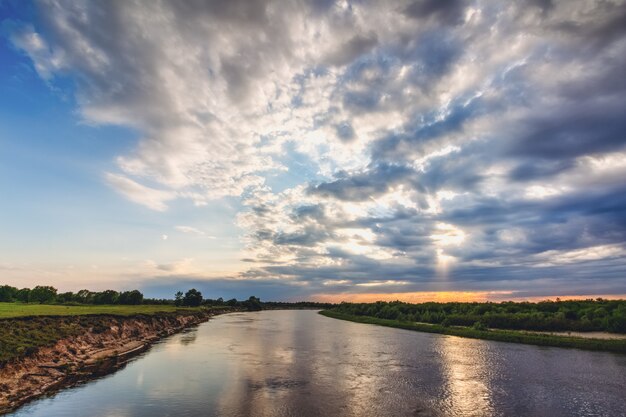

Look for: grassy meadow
[0,303,206,319]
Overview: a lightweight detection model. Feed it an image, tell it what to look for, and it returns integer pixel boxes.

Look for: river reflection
[9,310,626,417]
[437,336,495,416]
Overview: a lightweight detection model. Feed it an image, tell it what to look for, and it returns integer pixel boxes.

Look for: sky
[1,0,625,302]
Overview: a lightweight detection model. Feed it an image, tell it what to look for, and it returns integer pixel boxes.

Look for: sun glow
[430,223,466,278]
[312,291,515,304]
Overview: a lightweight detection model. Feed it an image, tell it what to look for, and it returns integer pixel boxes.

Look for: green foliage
[0,285,147,306]
[0,285,18,302]
[329,299,626,334]
[174,291,184,307]
[320,310,626,354]
[118,290,143,305]
[472,321,487,331]
[15,288,30,302]
[29,286,57,304]
[92,290,119,305]
[182,289,203,307]
[243,296,262,311]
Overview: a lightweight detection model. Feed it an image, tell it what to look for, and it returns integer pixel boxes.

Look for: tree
[472,321,487,331]
[76,289,93,304]
[174,291,184,306]
[93,290,119,305]
[0,285,18,302]
[118,290,144,305]
[56,292,75,303]
[15,288,31,303]
[182,289,203,307]
[243,296,262,311]
[28,286,57,304]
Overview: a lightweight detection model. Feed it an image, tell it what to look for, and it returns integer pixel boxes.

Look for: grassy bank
[0,305,230,363]
[0,303,216,319]
[319,310,626,353]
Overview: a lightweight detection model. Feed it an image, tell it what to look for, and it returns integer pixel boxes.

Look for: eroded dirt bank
[0,309,230,414]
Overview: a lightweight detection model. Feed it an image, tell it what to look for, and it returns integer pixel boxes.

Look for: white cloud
[534,245,626,267]
[174,226,216,239]
[105,173,176,211]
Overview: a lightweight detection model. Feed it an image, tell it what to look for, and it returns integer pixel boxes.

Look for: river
[8,310,626,417]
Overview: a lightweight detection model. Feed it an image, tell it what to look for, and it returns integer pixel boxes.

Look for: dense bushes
[330,299,626,333]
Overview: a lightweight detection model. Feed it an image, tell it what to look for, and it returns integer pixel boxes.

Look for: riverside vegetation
[321,299,626,353]
[0,284,332,365]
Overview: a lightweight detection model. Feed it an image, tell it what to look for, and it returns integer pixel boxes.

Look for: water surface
[9,310,626,417]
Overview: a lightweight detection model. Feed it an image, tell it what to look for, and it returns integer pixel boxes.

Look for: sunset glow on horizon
[311,292,626,304]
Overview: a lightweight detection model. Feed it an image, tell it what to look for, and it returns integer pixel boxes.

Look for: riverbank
[0,308,233,414]
[319,310,626,353]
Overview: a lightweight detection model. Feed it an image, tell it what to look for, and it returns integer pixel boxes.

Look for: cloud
[174,226,216,238]
[8,0,626,298]
[105,173,176,211]
[325,32,379,67]
[403,0,467,26]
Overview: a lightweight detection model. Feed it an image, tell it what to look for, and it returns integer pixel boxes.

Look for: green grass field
[0,303,204,319]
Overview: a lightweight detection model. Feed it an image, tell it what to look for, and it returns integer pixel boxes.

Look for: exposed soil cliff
[0,310,228,414]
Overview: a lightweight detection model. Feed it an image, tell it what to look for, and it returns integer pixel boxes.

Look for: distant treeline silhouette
[330,299,626,333]
[0,285,334,310]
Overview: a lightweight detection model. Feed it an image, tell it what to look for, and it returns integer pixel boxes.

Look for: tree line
[330,299,626,333]
[174,291,333,310]
[0,285,144,305]
[0,284,334,311]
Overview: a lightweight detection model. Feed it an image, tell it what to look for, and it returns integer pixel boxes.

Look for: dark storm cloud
[551,1,626,49]
[509,104,626,159]
[335,121,356,142]
[508,160,575,182]
[401,30,462,88]
[273,225,333,247]
[326,32,379,67]
[403,0,466,26]
[290,204,326,222]
[372,95,484,161]
[308,164,418,201]
[170,0,270,25]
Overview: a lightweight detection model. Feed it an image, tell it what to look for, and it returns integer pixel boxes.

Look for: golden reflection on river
[437,336,495,416]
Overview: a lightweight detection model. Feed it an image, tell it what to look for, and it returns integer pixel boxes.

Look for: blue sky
[1,0,625,302]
